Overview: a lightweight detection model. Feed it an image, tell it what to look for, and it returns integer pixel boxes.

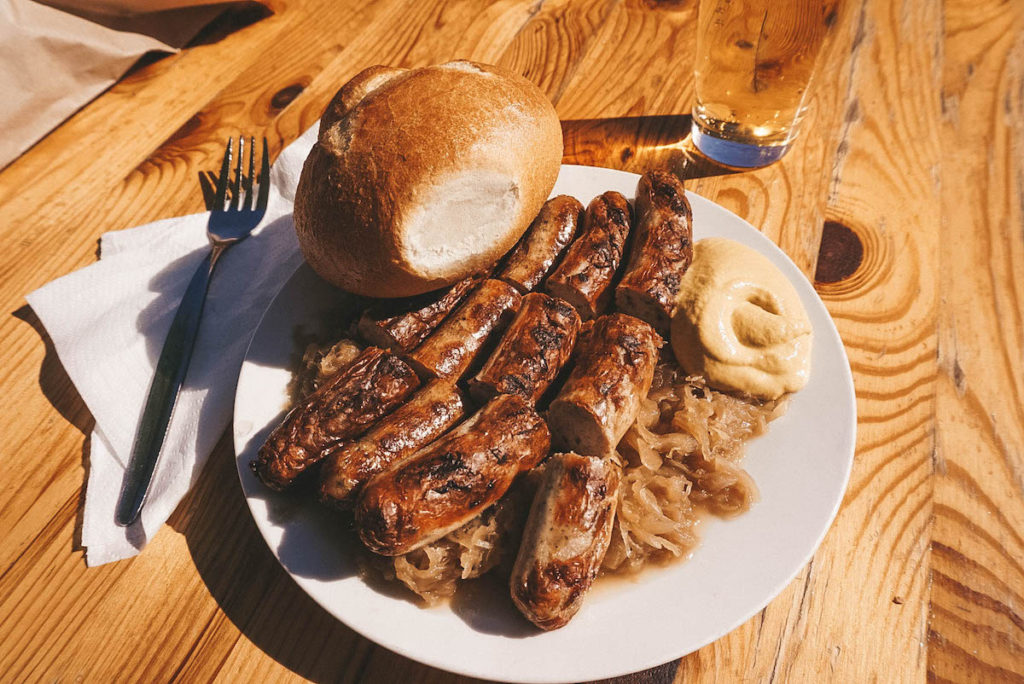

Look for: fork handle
[115,248,220,527]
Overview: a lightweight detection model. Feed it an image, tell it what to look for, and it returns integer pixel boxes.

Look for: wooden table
[2,0,1021,681]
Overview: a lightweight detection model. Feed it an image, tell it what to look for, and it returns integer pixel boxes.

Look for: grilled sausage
[546,314,661,456]
[544,191,632,320]
[468,293,581,404]
[357,274,483,352]
[408,278,522,379]
[356,394,551,556]
[252,347,420,490]
[510,452,621,630]
[498,196,583,293]
[615,170,693,335]
[318,380,467,507]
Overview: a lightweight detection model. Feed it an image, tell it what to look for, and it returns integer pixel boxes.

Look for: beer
[692,0,838,167]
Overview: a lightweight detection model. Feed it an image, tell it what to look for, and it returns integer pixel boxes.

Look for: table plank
[931,0,1024,680]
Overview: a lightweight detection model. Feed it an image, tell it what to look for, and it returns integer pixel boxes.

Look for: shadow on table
[12,305,95,554]
[169,436,367,681]
[13,305,94,438]
[117,2,274,81]
[561,114,743,181]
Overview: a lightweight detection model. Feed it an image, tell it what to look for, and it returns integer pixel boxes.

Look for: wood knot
[620,147,634,163]
[815,221,863,284]
[824,5,839,28]
[271,83,305,111]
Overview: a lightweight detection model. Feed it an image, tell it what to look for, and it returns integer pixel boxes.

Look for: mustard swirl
[670,238,812,399]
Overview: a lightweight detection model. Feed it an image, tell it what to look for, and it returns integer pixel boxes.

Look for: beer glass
[691,0,838,168]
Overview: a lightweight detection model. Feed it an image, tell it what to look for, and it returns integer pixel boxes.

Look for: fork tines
[216,136,270,213]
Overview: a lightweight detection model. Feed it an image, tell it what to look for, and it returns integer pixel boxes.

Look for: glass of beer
[691,0,839,168]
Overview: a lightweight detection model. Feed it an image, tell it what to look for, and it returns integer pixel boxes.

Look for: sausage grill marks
[253,347,421,490]
[510,452,621,630]
[319,380,467,508]
[547,313,662,457]
[497,195,584,294]
[355,394,551,556]
[544,191,632,320]
[408,278,522,380]
[357,273,484,352]
[469,293,582,405]
[615,170,694,335]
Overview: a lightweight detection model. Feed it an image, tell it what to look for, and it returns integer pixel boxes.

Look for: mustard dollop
[671,238,813,399]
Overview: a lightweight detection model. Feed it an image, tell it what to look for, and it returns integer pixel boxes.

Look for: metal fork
[115,137,271,527]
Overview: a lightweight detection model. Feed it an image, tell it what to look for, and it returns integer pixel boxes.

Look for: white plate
[233,165,856,683]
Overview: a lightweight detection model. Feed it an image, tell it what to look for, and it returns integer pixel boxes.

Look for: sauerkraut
[605,362,785,573]
[289,337,363,403]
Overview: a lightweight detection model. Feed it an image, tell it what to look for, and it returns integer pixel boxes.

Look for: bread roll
[294,61,563,298]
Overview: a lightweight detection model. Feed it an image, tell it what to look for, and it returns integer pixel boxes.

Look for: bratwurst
[357,273,484,352]
[546,313,661,456]
[615,170,693,335]
[510,452,621,630]
[469,293,581,404]
[253,347,420,490]
[318,380,466,507]
[544,191,632,320]
[498,195,583,294]
[408,278,522,379]
[355,394,550,556]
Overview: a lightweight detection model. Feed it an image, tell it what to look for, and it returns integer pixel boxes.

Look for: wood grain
[932,0,1024,680]
[0,0,1021,682]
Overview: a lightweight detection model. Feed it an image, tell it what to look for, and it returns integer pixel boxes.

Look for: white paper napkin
[26,123,320,566]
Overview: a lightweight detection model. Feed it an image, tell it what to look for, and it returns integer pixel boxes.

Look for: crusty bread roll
[294,61,563,297]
